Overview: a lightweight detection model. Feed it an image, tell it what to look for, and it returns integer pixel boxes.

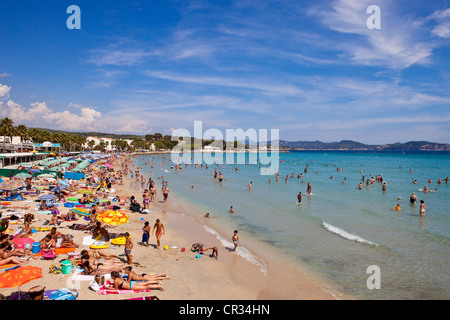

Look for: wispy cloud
[308,0,435,69]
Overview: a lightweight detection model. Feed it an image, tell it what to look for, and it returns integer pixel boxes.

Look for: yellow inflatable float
[111,235,131,245]
[90,241,109,249]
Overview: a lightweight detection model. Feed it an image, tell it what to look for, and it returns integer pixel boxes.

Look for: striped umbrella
[0,181,25,191]
[14,172,32,178]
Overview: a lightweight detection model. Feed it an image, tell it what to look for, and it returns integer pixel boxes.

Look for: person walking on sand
[142,221,150,247]
[152,219,165,249]
[232,230,239,252]
[124,232,133,265]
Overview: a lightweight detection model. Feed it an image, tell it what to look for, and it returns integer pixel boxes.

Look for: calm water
[133,151,450,299]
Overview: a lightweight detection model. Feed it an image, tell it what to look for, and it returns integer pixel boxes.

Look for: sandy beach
[0,154,338,300]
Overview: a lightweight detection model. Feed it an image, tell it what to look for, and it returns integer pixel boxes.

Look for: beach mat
[97,285,152,295]
[70,208,90,217]
[35,247,75,256]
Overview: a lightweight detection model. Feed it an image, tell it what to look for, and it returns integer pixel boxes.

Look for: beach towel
[35,247,75,257]
[125,296,160,300]
[70,208,90,217]
[96,284,152,295]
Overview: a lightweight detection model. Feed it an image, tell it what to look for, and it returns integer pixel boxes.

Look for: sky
[1,0,450,144]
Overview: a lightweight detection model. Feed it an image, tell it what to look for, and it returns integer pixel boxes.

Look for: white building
[84,136,115,151]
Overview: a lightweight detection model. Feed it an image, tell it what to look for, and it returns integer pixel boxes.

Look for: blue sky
[1,0,450,144]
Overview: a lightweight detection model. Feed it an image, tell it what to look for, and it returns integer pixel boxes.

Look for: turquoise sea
[133,151,450,299]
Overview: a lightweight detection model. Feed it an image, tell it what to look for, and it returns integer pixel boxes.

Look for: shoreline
[128,155,343,300]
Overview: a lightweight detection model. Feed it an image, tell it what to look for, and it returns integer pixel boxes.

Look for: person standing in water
[306,182,312,195]
[232,230,239,252]
[410,192,417,204]
[297,192,302,203]
[419,200,425,217]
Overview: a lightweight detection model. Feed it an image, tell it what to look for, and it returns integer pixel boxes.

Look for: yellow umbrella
[97,210,129,226]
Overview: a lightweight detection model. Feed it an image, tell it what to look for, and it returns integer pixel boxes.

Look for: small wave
[323,222,378,246]
[203,225,267,275]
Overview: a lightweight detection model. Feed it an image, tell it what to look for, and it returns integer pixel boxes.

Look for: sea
[132,150,450,300]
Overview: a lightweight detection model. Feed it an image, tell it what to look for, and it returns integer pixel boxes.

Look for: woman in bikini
[123,266,169,283]
[143,189,150,210]
[106,271,164,291]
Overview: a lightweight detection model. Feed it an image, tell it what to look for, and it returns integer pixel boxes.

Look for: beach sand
[0,156,338,300]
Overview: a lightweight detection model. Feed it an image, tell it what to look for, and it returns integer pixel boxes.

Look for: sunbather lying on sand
[123,266,170,282]
[106,271,164,291]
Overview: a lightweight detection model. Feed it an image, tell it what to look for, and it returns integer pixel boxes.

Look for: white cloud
[0,83,11,100]
[429,8,450,38]
[0,85,102,130]
[308,0,434,69]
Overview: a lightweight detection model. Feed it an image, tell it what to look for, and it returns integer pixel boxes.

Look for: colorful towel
[70,208,90,217]
[97,285,152,295]
[35,247,75,256]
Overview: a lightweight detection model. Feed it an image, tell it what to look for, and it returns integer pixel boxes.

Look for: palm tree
[16,124,29,152]
[0,117,15,152]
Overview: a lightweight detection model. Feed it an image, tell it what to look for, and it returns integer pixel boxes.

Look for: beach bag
[41,249,57,260]
[89,279,101,292]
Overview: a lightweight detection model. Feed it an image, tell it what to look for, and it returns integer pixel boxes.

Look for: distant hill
[28,127,142,140]
[275,140,450,152]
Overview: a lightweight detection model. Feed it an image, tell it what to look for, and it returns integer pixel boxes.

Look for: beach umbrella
[56,180,70,187]
[38,194,58,201]
[0,178,3,184]
[14,172,32,178]
[97,210,129,226]
[37,173,56,178]
[50,185,67,193]
[31,169,41,174]
[0,181,24,191]
[0,266,43,289]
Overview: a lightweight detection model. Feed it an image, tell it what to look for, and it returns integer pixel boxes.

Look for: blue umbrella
[50,186,67,193]
[56,180,70,187]
[38,194,58,201]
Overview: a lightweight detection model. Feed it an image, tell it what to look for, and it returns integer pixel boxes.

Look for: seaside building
[84,136,115,151]
[0,136,35,153]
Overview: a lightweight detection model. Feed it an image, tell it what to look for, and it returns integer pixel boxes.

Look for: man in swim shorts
[152,219,165,249]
